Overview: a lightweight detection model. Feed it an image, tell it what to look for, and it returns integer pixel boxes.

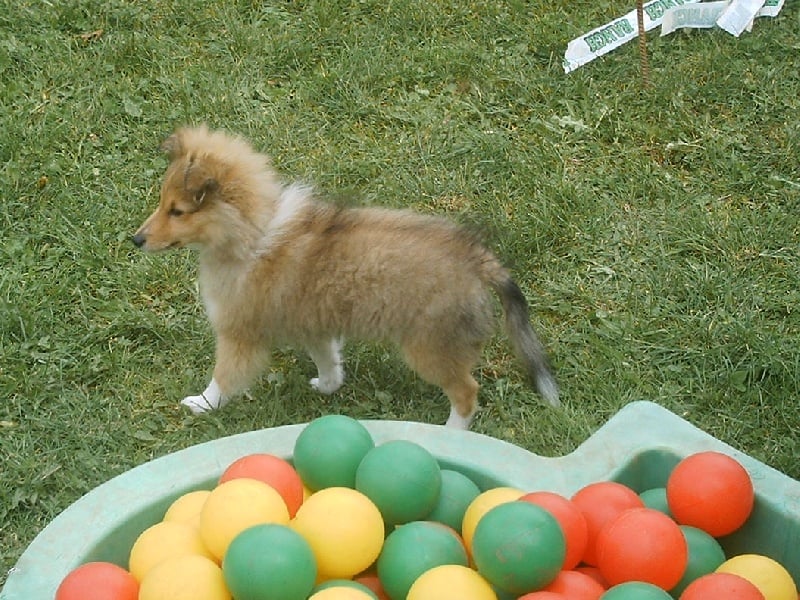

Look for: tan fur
[133,125,558,428]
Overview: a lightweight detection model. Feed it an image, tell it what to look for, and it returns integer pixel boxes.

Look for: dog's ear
[183,161,219,206]
[160,133,184,160]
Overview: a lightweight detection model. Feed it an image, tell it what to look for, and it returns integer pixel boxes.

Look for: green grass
[1,0,799,585]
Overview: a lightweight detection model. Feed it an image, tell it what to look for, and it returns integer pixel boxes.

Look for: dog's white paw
[445,406,475,430]
[181,379,225,414]
[181,394,217,414]
[310,373,343,395]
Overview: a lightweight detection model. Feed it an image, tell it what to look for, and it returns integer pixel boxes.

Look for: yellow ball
[309,588,375,600]
[716,554,797,600]
[163,490,211,526]
[291,487,384,579]
[461,486,523,553]
[129,520,215,582]
[407,564,496,600]
[200,478,290,560]
[139,554,231,600]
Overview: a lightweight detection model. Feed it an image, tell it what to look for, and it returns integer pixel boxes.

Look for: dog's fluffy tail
[492,276,560,407]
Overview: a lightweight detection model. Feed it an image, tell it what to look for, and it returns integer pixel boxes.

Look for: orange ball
[666,451,754,537]
[596,507,687,590]
[571,482,644,566]
[543,569,606,599]
[680,572,765,600]
[56,562,139,600]
[520,491,589,570]
[518,592,568,600]
[354,573,391,600]
[220,454,305,517]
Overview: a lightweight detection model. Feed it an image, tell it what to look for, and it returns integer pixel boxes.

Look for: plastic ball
[596,507,687,589]
[313,579,379,599]
[309,588,377,600]
[571,482,644,566]
[56,562,139,600]
[472,501,565,595]
[220,454,305,517]
[716,554,797,600]
[543,569,607,599]
[355,440,442,527]
[638,488,671,517]
[600,582,673,599]
[680,572,765,600]
[163,490,211,526]
[128,521,214,582]
[461,486,523,553]
[199,478,290,561]
[576,566,609,589]
[666,451,754,537]
[406,564,497,600]
[138,555,231,600]
[293,415,375,491]
[670,525,726,596]
[290,486,384,579]
[222,524,316,600]
[377,521,468,600]
[518,593,568,600]
[354,573,391,600]
[520,490,589,570]
[424,469,481,532]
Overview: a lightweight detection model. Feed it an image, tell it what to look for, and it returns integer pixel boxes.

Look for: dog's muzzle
[131,233,147,248]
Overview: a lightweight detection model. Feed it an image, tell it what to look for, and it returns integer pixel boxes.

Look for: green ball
[312,579,379,599]
[600,582,674,600]
[377,521,468,600]
[424,469,481,533]
[293,415,375,490]
[471,501,564,595]
[355,440,442,527]
[669,525,727,596]
[222,524,316,600]
[639,488,672,516]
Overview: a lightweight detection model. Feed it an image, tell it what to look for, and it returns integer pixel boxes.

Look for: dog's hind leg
[182,334,268,414]
[402,340,481,430]
[307,337,345,394]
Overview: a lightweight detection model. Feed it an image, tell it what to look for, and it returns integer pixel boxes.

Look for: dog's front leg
[307,338,345,394]
[181,334,268,414]
[182,378,225,414]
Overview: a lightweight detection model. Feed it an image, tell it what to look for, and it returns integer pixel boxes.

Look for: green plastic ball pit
[2,401,800,598]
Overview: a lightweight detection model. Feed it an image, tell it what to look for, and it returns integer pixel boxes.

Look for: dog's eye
[168,207,185,217]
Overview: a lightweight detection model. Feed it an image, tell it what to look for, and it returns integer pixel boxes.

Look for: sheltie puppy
[132,125,558,429]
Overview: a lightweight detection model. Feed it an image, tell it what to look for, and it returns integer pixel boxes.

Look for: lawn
[1,0,798,586]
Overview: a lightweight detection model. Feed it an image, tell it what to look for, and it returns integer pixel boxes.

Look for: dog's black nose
[131,233,146,248]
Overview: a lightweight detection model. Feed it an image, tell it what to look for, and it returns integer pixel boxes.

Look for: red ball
[220,453,305,517]
[518,593,567,600]
[666,451,754,537]
[56,562,139,600]
[575,566,608,589]
[543,570,606,599]
[596,508,688,590]
[520,491,589,570]
[680,572,765,600]
[571,482,644,566]
[354,573,391,600]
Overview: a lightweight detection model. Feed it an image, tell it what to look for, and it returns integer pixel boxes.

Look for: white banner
[565,0,787,73]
